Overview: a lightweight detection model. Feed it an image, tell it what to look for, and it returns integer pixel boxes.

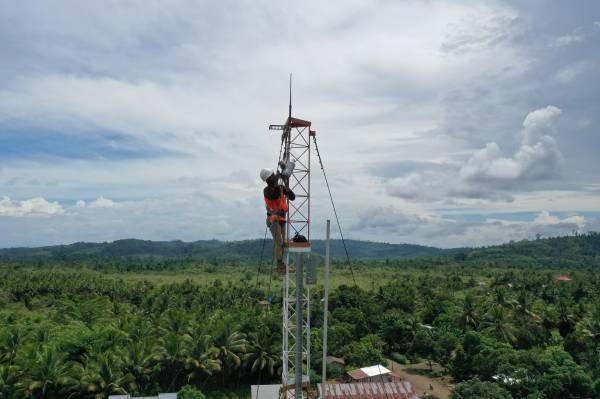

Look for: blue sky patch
[0,128,180,160]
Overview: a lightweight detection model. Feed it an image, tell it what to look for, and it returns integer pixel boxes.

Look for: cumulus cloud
[88,196,117,208]
[0,196,64,217]
[460,105,563,185]
[0,193,263,247]
[386,106,564,202]
[523,211,586,238]
[75,197,118,208]
[521,105,562,142]
[533,210,584,227]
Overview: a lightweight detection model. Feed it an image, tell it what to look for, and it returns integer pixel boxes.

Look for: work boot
[277,260,286,275]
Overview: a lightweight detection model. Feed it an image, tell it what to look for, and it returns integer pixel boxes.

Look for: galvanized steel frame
[281,117,312,399]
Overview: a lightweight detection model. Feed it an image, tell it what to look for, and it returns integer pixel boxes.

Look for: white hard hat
[260,168,274,182]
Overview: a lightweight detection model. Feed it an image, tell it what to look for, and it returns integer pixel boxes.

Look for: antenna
[288,73,292,119]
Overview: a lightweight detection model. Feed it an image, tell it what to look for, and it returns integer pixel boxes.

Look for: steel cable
[312,135,358,287]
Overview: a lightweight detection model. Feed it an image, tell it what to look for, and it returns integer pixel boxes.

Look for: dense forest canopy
[1,232,600,398]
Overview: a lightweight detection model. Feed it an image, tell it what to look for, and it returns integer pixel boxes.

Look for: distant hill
[453,232,600,268]
[0,238,455,261]
[1,233,599,269]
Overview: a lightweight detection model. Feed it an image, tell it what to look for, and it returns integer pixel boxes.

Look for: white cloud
[351,207,590,248]
[75,197,118,208]
[521,105,562,143]
[460,105,563,183]
[0,193,263,247]
[386,106,564,202]
[553,32,584,47]
[0,196,64,217]
[386,172,449,201]
[533,210,584,227]
[87,196,117,208]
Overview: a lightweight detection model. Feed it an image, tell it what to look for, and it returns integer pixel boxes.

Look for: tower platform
[287,241,311,253]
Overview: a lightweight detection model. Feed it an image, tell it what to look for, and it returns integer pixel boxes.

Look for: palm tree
[481,307,516,343]
[186,333,221,383]
[122,316,154,343]
[89,324,129,355]
[160,309,191,335]
[0,328,22,366]
[0,365,24,399]
[514,290,541,323]
[580,302,600,346]
[20,346,75,398]
[75,353,130,399]
[153,332,192,390]
[120,340,155,394]
[487,287,514,310]
[213,327,247,387]
[243,330,279,384]
[458,294,479,332]
[555,299,576,337]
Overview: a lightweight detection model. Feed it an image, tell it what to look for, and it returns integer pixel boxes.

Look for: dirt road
[388,360,453,399]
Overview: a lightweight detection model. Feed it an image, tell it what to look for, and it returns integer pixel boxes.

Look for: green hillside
[0,238,451,261]
[1,233,599,269]
[453,232,600,268]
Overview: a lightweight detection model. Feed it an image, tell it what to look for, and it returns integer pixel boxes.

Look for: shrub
[391,352,409,365]
[179,384,206,399]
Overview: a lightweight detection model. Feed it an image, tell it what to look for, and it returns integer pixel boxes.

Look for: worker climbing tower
[269,76,315,399]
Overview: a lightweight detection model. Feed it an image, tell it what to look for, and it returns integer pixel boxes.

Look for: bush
[391,352,409,365]
[326,363,345,379]
[450,379,512,399]
[179,384,206,399]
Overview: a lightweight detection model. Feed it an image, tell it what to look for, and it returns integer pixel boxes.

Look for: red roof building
[318,381,420,399]
[557,275,572,282]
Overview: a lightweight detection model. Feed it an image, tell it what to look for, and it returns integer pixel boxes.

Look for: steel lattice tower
[269,102,315,399]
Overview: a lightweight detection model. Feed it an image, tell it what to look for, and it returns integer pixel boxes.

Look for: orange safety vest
[264,191,288,223]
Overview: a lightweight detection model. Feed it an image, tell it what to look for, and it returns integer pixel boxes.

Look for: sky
[0,0,599,248]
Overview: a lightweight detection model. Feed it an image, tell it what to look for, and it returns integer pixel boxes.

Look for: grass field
[95,263,459,292]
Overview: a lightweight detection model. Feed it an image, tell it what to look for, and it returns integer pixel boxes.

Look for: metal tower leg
[282,248,309,399]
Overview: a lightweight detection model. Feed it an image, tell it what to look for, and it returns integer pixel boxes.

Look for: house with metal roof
[346,364,393,382]
[325,355,346,366]
[250,384,280,399]
[109,394,177,399]
[318,381,421,399]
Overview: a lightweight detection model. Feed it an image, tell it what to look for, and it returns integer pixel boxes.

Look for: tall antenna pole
[289,73,292,119]
[321,220,331,398]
